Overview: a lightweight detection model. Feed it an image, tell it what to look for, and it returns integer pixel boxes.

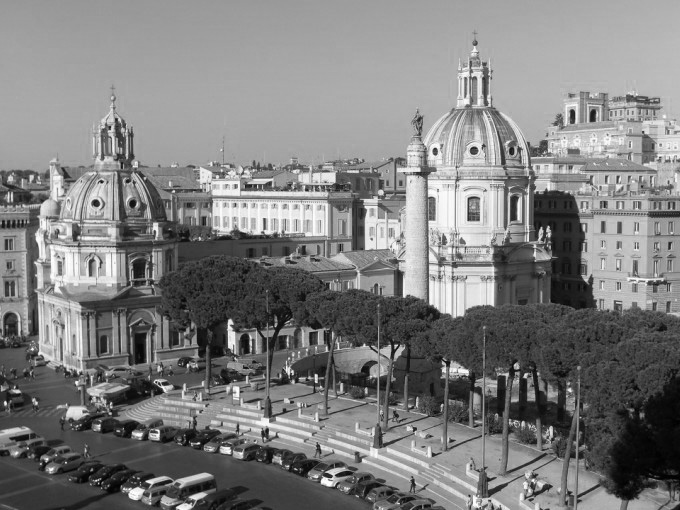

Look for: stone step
[384,445,433,470]
[214,406,263,420]
[273,415,323,432]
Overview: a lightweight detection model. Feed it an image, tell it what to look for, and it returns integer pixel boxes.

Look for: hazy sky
[2,0,679,170]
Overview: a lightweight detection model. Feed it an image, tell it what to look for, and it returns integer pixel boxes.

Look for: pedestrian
[522,479,529,498]
[379,408,384,422]
[83,444,91,458]
[469,457,477,471]
[392,409,400,423]
[10,367,16,379]
[260,428,266,443]
[235,423,240,435]
[23,367,29,379]
[314,442,322,458]
[31,397,38,413]
[409,476,416,493]
[59,415,65,430]
[192,416,197,430]
[30,368,35,380]
[108,401,114,416]
[466,494,473,510]
[148,365,152,378]
[265,427,270,441]
[4,400,9,415]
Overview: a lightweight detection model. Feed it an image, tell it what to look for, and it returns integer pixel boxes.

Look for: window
[616,241,623,250]
[654,242,660,251]
[654,222,661,234]
[427,197,436,221]
[669,222,675,234]
[56,258,63,276]
[654,260,660,276]
[580,241,588,252]
[634,222,640,234]
[667,302,672,313]
[87,258,98,277]
[600,221,606,233]
[510,195,520,222]
[580,223,588,233]
[667,283,673,292]
[316,220,323,234]
[616,282,622,291]
[615,259,622,271]
[616,222,623,234]
[246,248,255,258]
[337,244,344,253]
[4,280,16,297]
[599,201,608,209]
[369,227,375,237]
[99,335,109,355]
[563,222,572,232]
[379,227,385,238]
[598,299,605,310]
[599,280,605,290]
[669,242,674,251]
[667,259,673,272]
[5,260,14,271]
[131,259,147,286]
[614,301,623,312]
[579,263,588,275]
[338,220,347,236]
[601,240,607,249]
[600,258,606,270]
[308,332,318,346]
[250,218,257,231]
[632,260,639,276]
[616,201,624,210]
[632,283,638,293]
[3,238,15,251]
[633,201,641,210]
[467,197,481,221]
[562,262,571,274]
[633,241,640,251]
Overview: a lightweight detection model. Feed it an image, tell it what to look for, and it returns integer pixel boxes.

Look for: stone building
[34,93,196,370]
[398,39,552,315]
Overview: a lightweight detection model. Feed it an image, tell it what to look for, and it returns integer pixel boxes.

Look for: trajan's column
[399,109,432,302]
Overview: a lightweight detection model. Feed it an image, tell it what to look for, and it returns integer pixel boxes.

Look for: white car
[177,491,209,510]
[153,379,174,393]
[9,438,46,458]
[320,467,355,488]
[104,365,131,379]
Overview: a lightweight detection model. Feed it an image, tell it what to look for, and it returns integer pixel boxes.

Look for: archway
[3,313,19,336]
[239,333,250,355]
[589,109,598,122]
[568,109,576,125]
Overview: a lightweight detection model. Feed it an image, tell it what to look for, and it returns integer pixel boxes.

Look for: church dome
[39,198,60,218]
[59,168,166,223]
[424,107,530,169]
[423,38,530,170]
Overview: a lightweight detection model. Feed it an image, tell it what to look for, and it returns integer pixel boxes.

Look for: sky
[1,0,679,170]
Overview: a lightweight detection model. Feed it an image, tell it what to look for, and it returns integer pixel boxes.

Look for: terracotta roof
[332,249,397,269]
[255,255,354,273]
[145,173,201,191]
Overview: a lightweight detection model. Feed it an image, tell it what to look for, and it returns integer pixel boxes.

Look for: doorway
[134,332,147,364]
[3,313,18,336]
[239,334,250,355]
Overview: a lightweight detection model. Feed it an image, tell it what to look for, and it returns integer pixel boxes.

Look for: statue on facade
[503,227,511,245]
[429,228,442,246]
[545,226,552,242]
[537,227,544,243]
[411,108,424,137]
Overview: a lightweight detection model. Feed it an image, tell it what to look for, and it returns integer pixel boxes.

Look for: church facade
[35,93,197,370]
[399,39,553,315]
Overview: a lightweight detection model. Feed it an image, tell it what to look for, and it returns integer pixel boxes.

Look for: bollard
[183,383,187,392]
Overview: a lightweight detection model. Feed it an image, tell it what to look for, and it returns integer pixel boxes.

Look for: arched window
[470,77,478,105]
[510,195,520,222]
[56,258,63,276]
[87,258,98,277]
[427,196,436,221]
[589,109,598,122]
[467,197,481,222]
[131,259,147,286]
[4,281,16,297]
[569,109,576,125]
[99,335,109,354]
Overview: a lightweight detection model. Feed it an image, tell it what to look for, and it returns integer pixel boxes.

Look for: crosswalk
[2,405,65,419]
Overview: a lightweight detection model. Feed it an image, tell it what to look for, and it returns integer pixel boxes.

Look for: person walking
[260,428,266,443]
[30,368,35,380]
[235,423,240,435]
[59,415,65,430]
[83,444,91,459]
[392,409,400,423]
[314,442,322,458]
[466,494,473,510]
[264,427,270,441]
[409,476,416,493]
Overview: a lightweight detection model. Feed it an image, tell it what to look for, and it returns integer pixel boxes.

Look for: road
[0,346,367,510]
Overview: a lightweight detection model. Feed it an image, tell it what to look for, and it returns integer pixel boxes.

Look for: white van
[0,427,39,455]
[129,475,173,501]
[160,473,216,510]
[64,405,93,422]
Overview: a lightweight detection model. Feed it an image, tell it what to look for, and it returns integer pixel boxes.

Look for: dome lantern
[92,86,135,171]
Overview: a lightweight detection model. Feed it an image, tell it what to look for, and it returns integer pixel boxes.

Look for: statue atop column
[411,108,423,137]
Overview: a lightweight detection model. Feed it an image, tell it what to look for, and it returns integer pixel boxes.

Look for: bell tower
[92,86,135,171]
[456,35,493,108]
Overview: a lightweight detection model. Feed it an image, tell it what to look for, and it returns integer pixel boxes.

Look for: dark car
[27,445,52,461]
[189,429,222,449]
[100,468,139,492]
[281,453,307,471]
[290,459,320,477]
[220,368,245,382]
[177,357,192,368]
[113,419,140,438]
[355,480,385,499]
[255,446,278,464]
[173,428,198,446]
[88,463,128,486]
[68,461,104,483]
[71,413,105,431]
[194,488,238,510]
[121,471,155,494]
[92,417,119,433]
[10,339,21,348]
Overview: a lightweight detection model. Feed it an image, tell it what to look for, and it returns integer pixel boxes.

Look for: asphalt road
[0,346,367,510]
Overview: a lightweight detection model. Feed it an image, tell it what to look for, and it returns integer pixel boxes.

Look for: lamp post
[481,325,487,470]
[312,355,316,393]
[373,303,382,448]
[263,290,272,418]
[574,365,582,510]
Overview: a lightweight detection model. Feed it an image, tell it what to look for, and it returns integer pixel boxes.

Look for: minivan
[0,426,39,455]
[129,475,173,501]
[149,425,177,443]
[160,473,217,510]
[141,484,171,506]
[92,417,118,433]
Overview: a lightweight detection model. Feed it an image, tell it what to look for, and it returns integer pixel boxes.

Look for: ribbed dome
[424,107,530,169]
[60,169,166,223]
[39,198,60,218]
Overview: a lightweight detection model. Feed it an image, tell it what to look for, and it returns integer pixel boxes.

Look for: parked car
[149,425,177,443]
[218,437,248,455]
[70,413,105,432]
[355,480,386,500]
[366,485,396,504]
[220,368,245,382]
[45,452,84,474]
[67,461,104,483]
[271,449,293,466]
[7,389,24,406]
[203,433,236,453]
[373,492,418,510]
[193,488,238,510]
[129,475,173,501]
[27,445,51,461]
[9,438,46,458]
[281,452,307,471]
[219,499,260,510]
[226,362,256,376]
[121,471,155,494]
[320,467,355,488]
[92,417,119,433]
[255,446,278,464]
[88,463,128,486]
[337,472,375,495]
[177,491,210,510]
[290,459,320,477]
[173,428,198,446]
[232,443,261,461]
[132,419,164,440]
[40,445,73,464]
[114,419,140,438]
[33,354,47,366]
[101,468,139,492]
[176,357,192,368]
[307,460,347,482]
[399,500,435,510]
[187,358,207,373]
[189,429,222,449]
[153,378,174,393]
[141,484,171,506]
[103,365,131,379]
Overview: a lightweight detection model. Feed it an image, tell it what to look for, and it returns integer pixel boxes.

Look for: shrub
[387,392,399,406]
[486,414,503,435]
[349,386,366,399]
[417,396,440,416]
[515,426,537,445]
[446,400,469,423]
[552,436,569,458]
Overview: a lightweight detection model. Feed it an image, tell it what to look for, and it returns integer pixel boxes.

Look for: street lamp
[481,325,487,470]
[312,355,316,393]
[574,365,582,510]
[263,290,272,418]
[373,303,382,448]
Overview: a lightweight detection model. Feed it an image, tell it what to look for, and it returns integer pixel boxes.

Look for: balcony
[626,272,666,284]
